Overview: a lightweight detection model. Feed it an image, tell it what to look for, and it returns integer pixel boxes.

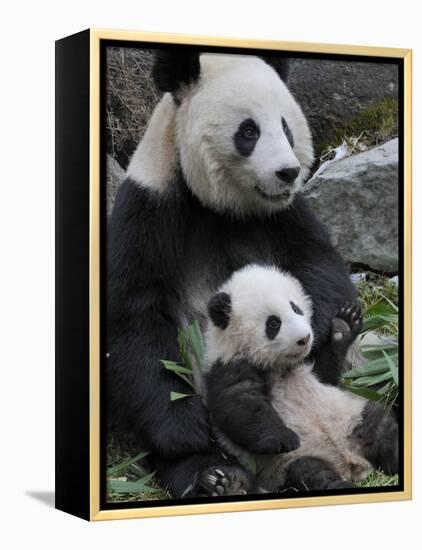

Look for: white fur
[130,54,314,213]
[205,264,313,369]
[257,365,370,491]
[204,265,372,490]
[127,93,179,192]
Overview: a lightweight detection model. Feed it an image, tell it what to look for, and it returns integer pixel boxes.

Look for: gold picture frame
[55,28,412,521]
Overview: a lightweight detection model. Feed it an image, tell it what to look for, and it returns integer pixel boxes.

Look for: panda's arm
[205,359,300,454]
[107,177,212,458]
[286,195,358,385]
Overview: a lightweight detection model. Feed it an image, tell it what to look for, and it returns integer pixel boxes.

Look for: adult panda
[107,50,357,498]
[204,265,398,494]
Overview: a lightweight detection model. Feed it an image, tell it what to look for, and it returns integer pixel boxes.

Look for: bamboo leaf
[347,371,392,387]
[108,471,158,494]
[170,391,192,401]
[343,355,397,378]
[342,384,384,401]
[161,360,193,376]
[382,350,399,385]
[107,451,150,477]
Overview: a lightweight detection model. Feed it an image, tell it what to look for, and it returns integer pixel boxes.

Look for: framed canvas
[55,29,412,521]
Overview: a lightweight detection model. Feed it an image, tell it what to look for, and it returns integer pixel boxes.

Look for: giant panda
[107,50,359,498]
[203,264,398,494]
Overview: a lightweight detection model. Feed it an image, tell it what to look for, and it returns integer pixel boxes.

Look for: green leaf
[360,343,397,361]
[343,355,397,378]
[382,350,399,385]
[108,471,158,494]
[161,360,193,376]
[187,320,205,369]
[170,391,192,401]
[365,302,397,317]
[107,450,150,477]
[347,370,393,387]
[342,384,384,402]
[362,314,398,332]
[246,454,257,476]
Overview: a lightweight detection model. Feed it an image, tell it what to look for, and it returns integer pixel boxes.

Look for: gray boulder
[288,59,398,153]
[304,138,398,273]
[107,154,126,214]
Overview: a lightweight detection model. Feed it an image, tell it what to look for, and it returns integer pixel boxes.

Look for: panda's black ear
[152,50,201,93]
[208,292,232,330]
[260,56,290,83]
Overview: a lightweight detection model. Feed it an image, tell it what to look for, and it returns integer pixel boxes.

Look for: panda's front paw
[191,465,260,497]
[254,426,300,454]
[331,301,362,345]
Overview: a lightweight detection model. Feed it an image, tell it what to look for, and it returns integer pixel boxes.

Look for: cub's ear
[208,292,232,330]
[260,56,290,83]
[152,50,200,95]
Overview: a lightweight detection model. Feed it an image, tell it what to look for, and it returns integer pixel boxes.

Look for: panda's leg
[351,401,399,476]
[153,452,261,498]
[282,456,356,492]
[313,302,362,386]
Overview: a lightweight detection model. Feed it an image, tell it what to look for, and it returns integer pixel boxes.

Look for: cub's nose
[297,333,311,347]
[275,166,300,184]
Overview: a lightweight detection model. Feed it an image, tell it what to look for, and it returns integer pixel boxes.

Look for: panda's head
[147,51,314,215]
[205,265,314,369]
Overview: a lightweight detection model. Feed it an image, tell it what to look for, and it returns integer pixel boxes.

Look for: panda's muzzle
[275,166,300,184]
[254,186,291,202]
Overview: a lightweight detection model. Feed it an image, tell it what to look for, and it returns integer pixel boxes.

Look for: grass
[107,274,400,500]
[357,471,399,488]
[319,97,398,161]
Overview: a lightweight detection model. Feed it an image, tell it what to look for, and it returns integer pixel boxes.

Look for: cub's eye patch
[282,116,294,148]
[290,301,303,315]
[266,315,281,340]
[234,118,260,157]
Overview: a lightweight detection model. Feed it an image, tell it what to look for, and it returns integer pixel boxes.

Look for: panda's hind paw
[192,465,260,497]
[332,301,362,344]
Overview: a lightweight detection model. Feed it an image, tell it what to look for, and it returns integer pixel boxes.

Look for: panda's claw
[191,465,258,497]
[207,474,218,485]
[332,300,363,344]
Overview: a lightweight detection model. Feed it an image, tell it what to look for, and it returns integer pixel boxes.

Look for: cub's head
[150,51,314,215]
[205,265,314,369]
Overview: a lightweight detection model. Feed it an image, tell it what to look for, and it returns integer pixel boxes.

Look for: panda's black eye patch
[290,301,303,315]
[282,117,294,148]
[266,315,281,340]
[234,118,260,157]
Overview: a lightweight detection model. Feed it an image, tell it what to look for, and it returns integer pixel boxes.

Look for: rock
[288,59,398,153]
[347,331,397,370]
[304,139,398,273]
[106,154,125,214]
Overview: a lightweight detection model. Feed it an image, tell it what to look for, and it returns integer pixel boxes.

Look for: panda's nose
[275,166,300,184]
[297,333,311,347]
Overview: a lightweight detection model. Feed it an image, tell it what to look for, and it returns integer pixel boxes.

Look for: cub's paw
[254,427,300,454]
[331,301,362,345]
[192,466,259,497]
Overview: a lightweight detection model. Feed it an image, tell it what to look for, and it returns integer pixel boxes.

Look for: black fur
[266,315,282,340]
[351,401,399,476]
[282,116,294,147]
[260,56,290,83]
[107,173,356,496]
[208,292,231,329]
[233,118,260,157]
[152,50,200,93]
[283,456,356,492]
[206,359,300,454]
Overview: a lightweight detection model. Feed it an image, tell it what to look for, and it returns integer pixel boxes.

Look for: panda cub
[203,265,398,493]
